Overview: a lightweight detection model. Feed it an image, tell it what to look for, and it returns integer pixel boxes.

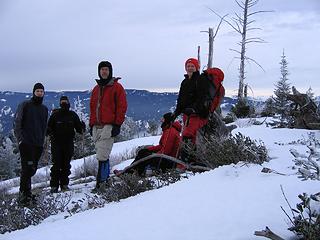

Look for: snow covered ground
[2,119,320,240]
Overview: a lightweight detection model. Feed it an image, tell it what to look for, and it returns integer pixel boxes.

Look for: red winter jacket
[147,121,182,158]
[89,78,127,127]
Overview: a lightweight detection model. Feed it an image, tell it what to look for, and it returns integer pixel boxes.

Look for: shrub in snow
[195,132,268,169]
[283,192,320,240]
[0,192,71,234]
[288,132,320,181]
[73,157,98,179]
[88,170,188,208]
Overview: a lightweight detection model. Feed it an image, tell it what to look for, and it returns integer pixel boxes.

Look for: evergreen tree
[306,87,316,102]
[274,49,291,126]
[72,96,95,159]
[0,127,20,180]
[261,97,276,117]
[146,120,159,136]
[116,116,139,141]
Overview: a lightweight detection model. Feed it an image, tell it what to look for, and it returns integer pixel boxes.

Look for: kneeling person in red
[114,113,182,176]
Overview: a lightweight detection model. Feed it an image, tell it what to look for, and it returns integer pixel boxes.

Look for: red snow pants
[182,114,208,143]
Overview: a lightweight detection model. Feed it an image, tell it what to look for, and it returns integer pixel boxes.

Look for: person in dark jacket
[14,83,48,205]
[170,58,209,162]
[47,96,85,193]
[89,61,127,192]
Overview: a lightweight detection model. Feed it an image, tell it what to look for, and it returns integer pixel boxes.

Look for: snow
[3,119,320,240]
[1,106,11,115]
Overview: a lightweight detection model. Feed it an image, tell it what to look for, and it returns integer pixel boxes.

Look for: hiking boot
[60,185,70,192]
[18,191,37,207]
[176,163,187,172]
[50,187,59,193]
[91,182,106,194]
[113,169,122,176]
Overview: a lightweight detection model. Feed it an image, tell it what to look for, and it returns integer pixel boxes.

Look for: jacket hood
[98,61,113,80]
[95,77,121,87]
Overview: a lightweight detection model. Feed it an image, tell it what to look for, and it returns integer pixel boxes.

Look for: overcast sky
[0,0,319,96]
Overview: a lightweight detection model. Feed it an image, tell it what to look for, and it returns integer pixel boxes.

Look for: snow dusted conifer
[72,96,94,159]
[274,49,291,125]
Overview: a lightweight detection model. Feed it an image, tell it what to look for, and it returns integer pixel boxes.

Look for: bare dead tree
[208,0,272,100]
[201,14,227,68]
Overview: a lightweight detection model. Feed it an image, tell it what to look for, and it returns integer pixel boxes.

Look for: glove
[163,112,176,123]
[184,108,196,116]
[111,124,121,137]
[89,126,93,136]
[81,121,86,133]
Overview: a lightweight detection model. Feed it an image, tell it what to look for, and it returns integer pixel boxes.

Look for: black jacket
[47,109,83,141]
[14,98,48,146]
[175,71,209,118]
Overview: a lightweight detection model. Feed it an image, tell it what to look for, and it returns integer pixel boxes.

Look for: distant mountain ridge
[0,89,240,134]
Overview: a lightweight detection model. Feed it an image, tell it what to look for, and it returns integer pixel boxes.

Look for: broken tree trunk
[254,226,284,240]
[286,86,320,130]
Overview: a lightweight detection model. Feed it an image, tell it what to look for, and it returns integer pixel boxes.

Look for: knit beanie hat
[98,61,113,80]
[185,58,200,71]
[60,96,69,103]
[33,82,44,93]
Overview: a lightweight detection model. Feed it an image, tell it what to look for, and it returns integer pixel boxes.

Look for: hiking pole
[44,137,50,187]
[81,130,87,185]
[175,114,190,159]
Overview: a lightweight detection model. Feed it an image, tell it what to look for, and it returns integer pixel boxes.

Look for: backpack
[201,67,225,113]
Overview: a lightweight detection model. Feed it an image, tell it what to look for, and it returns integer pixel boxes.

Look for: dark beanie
[60,95,69,102]
[98,61,113,80]
[33,82,44,93]
[163,112,173,123]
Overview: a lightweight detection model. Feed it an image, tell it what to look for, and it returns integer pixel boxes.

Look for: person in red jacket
[114,113,182,176]
[89,61,127,191]
[147,113,181,157]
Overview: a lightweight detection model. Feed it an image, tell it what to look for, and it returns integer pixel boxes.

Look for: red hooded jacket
[89,78,127,126]
[147,121,182,158]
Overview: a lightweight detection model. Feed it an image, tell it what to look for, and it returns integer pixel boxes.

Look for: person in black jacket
[47,96,85,193]
[14,83,48,205]
[171,58,209,162]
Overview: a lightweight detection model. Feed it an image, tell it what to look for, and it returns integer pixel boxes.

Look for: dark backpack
[201,67,225,114]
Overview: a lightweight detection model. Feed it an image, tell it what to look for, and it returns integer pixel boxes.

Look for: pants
[19,143,43,194]
[130,149,176,175]
[50,139,74,187]
[93,125,114,162]
[182,114,208,143]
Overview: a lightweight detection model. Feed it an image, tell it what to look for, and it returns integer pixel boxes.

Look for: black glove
[81,121,86,133]
[163,112,175,123]
[89,126,93,136]
[111,124,121,137]
[184,108,196,116]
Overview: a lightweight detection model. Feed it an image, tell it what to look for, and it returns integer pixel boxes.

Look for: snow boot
[92,160,110,193]
[50,187,59,193]
[18,191,37,207]
[61,185,70,192]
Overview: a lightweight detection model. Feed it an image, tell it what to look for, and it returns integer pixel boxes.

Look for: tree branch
[254,226,285,240]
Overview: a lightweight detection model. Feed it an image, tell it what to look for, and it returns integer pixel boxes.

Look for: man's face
[60,100,69,105]
[34,89,44,97]
[100,67,110,79]
[186,63,197,75]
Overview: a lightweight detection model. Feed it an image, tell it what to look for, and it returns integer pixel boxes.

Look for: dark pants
[50,139,74,188]
[19,143,43,194]
[130,149,175,175]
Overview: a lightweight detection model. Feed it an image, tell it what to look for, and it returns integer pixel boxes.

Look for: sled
[114,153,211,176]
